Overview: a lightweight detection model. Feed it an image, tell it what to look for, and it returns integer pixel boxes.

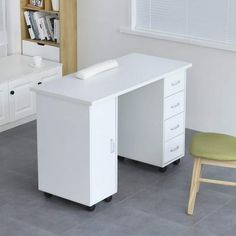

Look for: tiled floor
[0,122,236,236]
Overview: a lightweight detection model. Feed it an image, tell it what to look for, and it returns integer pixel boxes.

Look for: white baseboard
[0,115,36,133]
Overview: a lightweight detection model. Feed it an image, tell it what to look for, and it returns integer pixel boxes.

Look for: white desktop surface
[32,53,192,105]
[0,54,62,83]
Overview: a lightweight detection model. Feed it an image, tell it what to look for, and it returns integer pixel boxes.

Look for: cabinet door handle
[170,146,179,153]
[10,90,15,95]
[171,80,181,86]
[170,124,180,131]
[38,82,42,85]
[171,102,180,109]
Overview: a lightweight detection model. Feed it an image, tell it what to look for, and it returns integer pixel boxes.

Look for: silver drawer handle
[171,80,181,86]
[171,102,180,109]
[170,146,179,152]
[170,124,180,131]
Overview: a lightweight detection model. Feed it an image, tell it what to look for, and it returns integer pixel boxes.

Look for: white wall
[6,0,236,135]
[6,0,21,54]
[77,0,236,136]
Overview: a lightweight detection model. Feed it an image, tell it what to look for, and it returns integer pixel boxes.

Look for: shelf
[23,5,59,14]
[23,38,60,47]
[20,0,77,75]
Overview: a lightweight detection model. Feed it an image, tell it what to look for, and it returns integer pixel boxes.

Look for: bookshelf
[20,0,77,75]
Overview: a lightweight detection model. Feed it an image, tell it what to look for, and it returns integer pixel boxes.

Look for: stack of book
[24,11,60,43]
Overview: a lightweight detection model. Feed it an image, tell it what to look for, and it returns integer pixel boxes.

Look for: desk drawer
[33,74,61,87]
[164,134,184,164]
[164,71,185,97]
[22,40,60,62]
[164,113,185,141]
[164,91,185,119]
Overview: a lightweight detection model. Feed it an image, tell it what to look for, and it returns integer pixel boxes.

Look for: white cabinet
[9,77,35,122]
[0,55,62,131]
[118,70,187,168]
[36,95,117,208]
[0,83,9,126]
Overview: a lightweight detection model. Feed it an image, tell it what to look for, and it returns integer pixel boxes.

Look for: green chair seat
[190,133,236,161]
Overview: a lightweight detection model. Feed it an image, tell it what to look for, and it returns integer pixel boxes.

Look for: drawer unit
[164,134,185,164]
[164,112,185,141]
[118,66,190,169]
[164,71,185,97]
[164,91,185,119]
[22,40,60,62]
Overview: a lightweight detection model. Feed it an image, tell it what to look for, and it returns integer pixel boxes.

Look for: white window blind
[0,0,7,56]
[134,0,236,47]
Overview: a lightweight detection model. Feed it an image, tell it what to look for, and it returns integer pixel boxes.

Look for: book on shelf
[29,11,40,40]
[33,11,47,40]
[45,15,58,41]
[24,10,59,43]
[54,19,60,43]
[40,18,50,40]
[24,11,36,40]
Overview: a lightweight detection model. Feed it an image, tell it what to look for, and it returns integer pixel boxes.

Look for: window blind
[134,0,236,46]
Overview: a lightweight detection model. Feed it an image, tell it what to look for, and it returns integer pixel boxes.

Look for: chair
[187,132,236,215]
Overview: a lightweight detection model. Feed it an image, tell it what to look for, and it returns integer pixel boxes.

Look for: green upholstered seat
[190,133,236,161]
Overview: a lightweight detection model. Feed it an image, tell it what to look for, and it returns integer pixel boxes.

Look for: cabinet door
[0,83,9,126]
[90,98,118,204]
[9,78,35,122]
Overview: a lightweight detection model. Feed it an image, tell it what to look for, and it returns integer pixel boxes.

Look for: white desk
[32,53,192,210]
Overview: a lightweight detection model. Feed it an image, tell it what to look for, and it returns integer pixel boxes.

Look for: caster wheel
[44,192,53,198]
[87,205,96,212]
[173,159,181,165]
[104,196,113,203]
[118,156,125,161]
[159,166,168,173]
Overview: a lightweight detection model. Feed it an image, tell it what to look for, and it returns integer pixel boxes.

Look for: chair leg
[197,164,203,193]
[187,158,201,215]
